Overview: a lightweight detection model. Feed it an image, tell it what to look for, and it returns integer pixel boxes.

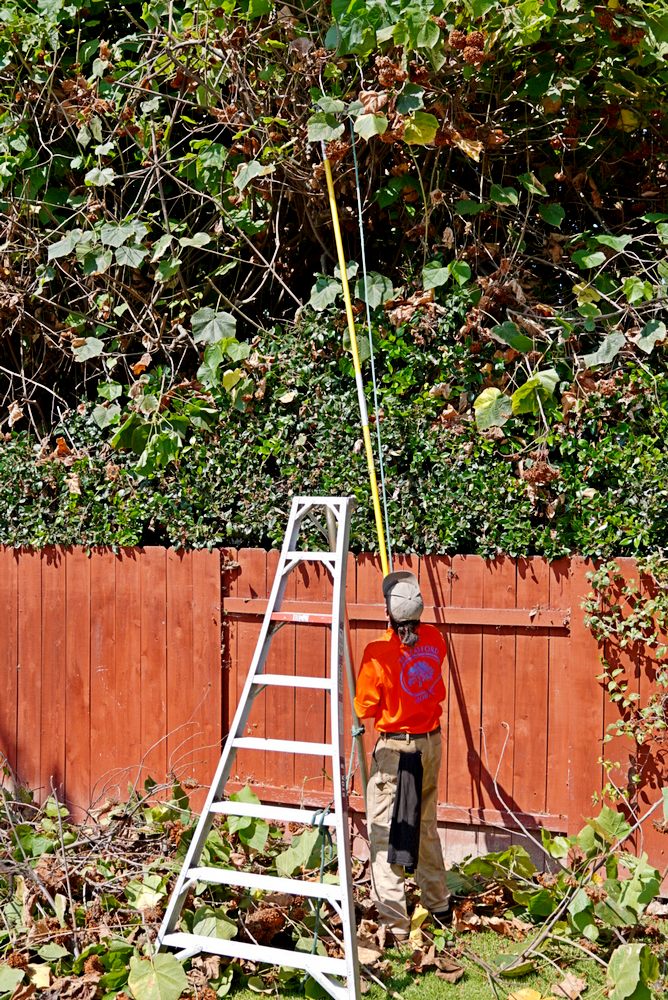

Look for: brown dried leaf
[552,972,587,999]
[8,401,23,427]
[359,90,388,114]
[357,936,383,965]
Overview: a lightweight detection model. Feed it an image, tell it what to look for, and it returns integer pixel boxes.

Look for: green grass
[224,930,608,1000]
[376,932,607,1000]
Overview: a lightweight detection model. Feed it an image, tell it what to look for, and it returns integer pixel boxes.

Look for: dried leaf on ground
[405,944,464,982]
[356,936,383,965]
[507,990,543,1000]
[552,972,587,999]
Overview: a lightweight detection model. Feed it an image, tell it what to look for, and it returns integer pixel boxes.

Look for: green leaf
[192,307,236,345]
[353,113,388,140]
[572,249,606,269]
[192,906,238,940]
[582,331,626,368]
[307,113,345,143]
[656,222,668,244]
[115,244,148,268]
[635,319,666,354]
[234,160,275,192]
[92,403,121,429]
[125,873,167,910]
[490,184,519,206]
[156,257,182,282]
[72,337,105,361]
[316,96,346,113]
[308,275,341,311]
[179,232,211,248]
[608,943,658,1000]
[450,261,472,286]
[623,276,653,304]
[587,805,632,844]
[403,111,439,145]
[518,172,548,196]
[151,234,173,262]
[81,249,113,275]
[593,234,633,251]
[396,84,424,115]
[48,229,84,260]
[238,818,270,852]
[275,827,322,877]
[474,387,513,429]
[455,199,486,216]
[490,321,533,352]
[127,953,188,1000]
[422,261,450,290]
[38,942,70,961]
[98,381,122,401]
[511,370,558,415]
[539,203,565,228]
[493,955,535,978]
[100,222,142,248]
[354,271,394,308]
[84,167,116,187]
[0,965,25,993]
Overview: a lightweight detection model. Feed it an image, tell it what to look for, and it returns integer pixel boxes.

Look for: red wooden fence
[0,546,665,874]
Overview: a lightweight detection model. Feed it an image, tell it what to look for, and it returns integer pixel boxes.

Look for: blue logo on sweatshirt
[399,644,441,703]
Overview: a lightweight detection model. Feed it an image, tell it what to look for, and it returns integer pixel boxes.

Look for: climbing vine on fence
[584,556,668,805]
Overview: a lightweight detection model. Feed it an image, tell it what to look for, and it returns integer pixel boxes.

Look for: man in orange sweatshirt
[354,571,450,943]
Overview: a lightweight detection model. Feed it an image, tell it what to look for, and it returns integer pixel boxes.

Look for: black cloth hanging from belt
[388,750,423,873]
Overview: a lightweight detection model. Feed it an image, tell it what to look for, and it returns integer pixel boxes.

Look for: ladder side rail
[325,508,368,794]
[328,502,361,999]
[157,500,309,947]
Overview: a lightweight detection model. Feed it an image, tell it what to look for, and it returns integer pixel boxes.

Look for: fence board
[41,548,66,800]
[420,554,452,807]
[166,550,195,782]
[140,547,167,789]
[447,556,485,810]
[515,558,551,816]
[352,554,384,771]
[294,561,330,796]
[261,548,296,792]
[480,557,516,813]
[231,548,267,784]
[17,548,42,794]
[191,549,222,809]
[65,548,91,817]
[0,548,18,778]
[567,558,604,833]
[89,550,117,806]
[115,550,142,793]
[546,559,571,821]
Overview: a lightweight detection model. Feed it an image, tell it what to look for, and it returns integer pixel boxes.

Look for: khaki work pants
[366,730,450,939]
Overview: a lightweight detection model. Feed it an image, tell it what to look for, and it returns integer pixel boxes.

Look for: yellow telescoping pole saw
[321,149,390,579]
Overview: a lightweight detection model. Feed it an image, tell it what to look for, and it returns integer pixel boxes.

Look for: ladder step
[187,866,342,902]
[285,551,337,562]
[252,674,332,690]
[161,932,347,977]
[271,611,333,624]
[210,801,337,827]
[233,737,333,755]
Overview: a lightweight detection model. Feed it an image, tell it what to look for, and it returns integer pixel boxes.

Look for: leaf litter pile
[1,774,667,1000]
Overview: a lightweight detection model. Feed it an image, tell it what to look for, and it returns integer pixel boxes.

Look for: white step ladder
[157,497,362,1000]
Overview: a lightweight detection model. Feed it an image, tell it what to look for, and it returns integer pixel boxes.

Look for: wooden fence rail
[0,546,665,874]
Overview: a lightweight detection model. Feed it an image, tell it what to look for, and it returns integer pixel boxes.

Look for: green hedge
[2,313,666,558]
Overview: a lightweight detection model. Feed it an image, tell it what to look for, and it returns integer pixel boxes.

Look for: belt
[381,727,440,742]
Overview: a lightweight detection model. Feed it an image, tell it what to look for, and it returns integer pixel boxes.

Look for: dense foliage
[1,315,667,556]
[0,0,666,553]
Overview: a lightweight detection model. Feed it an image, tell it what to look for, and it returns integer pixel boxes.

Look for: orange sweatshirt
[354,623,447,733]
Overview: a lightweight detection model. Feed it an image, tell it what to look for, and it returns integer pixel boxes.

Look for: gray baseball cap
[382,571,424,623]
